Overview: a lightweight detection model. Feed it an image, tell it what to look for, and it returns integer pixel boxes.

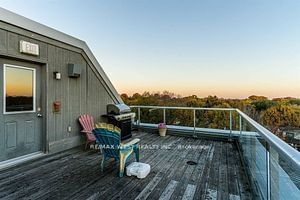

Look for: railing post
[239,114,242,137]
[163,108,166,124]
[229,110,232,140]
[138,107,141,127]
[193,109,196,136]
[266,143,271,200]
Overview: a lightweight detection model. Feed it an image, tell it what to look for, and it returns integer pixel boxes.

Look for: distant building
[282,128,300,151]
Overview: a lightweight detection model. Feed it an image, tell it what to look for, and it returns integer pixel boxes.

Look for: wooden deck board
[193,141,216,200]
[217,142,229,200]
[0,131,252,200]
[204,141,222,199]
[171,139,205,200]
[121,137,189,200]
[91,136,179,200]
[146,138,202,200]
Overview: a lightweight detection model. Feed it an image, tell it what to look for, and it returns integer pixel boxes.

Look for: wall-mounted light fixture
[53,72,61,80]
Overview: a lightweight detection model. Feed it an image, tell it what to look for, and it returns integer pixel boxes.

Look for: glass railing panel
[232,111,240,131]
[130,107,163,125]
[269,146,300,199]
[165,109,193,127]
[131,107,138,121]
[195,110,230,130]
[240,121,268,199]
[140,108,163,124]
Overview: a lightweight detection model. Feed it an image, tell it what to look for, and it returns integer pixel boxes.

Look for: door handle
[37,113,43,117]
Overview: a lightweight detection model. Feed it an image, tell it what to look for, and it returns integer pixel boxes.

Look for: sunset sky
[6,66,33,97]
[1,0,299,99]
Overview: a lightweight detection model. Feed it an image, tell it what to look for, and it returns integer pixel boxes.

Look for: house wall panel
[0,29,7,53]
[0,22,118,155]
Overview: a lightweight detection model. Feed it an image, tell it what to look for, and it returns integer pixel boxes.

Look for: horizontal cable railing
[130,105,300,200]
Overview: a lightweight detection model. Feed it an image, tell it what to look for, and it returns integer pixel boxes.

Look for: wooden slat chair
[79,114,97,150]
[93,123,140,177]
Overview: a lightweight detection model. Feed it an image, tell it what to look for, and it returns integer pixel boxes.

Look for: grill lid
[107,103,131,115]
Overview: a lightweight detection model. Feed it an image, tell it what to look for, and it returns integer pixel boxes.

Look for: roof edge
[0,7,123,103]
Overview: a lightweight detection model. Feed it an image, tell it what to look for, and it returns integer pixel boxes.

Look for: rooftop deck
[0,131,252,200]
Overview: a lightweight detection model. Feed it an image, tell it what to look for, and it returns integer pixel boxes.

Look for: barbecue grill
[102,104,135,140]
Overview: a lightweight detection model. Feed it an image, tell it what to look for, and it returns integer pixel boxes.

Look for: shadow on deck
[0,131,252,200]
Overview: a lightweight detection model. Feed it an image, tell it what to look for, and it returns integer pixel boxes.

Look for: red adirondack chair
[79,114,97,150]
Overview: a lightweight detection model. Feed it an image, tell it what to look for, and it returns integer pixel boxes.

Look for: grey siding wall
[0,22,117,153]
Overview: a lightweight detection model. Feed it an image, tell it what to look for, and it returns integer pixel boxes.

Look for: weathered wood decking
[0,132,252,200]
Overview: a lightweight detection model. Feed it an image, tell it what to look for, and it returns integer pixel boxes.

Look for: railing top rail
[236,109,300,169]
[130,105,236,111]
[130,105,300,169]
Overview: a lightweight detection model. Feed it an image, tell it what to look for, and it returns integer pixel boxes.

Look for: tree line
[121,91,300,132]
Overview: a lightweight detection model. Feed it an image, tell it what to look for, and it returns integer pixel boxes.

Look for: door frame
[0,55,48,155]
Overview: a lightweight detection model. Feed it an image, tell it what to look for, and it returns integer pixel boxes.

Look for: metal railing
[132,105,236,137]
[130,105,300,200]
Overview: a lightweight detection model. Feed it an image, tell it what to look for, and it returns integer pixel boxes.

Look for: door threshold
[0,151,45,171]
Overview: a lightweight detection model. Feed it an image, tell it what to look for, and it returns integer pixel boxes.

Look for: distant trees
[289,99,300,106]
[248,95,268,101]
[120,93,129,101]
[122,92,300,131]
[263,105,300,128]
[252,100,278,112]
